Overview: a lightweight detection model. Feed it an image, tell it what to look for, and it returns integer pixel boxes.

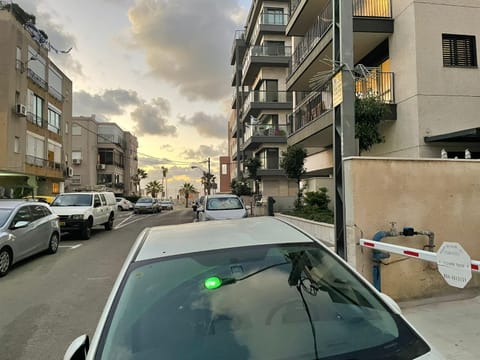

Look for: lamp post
[191,157,212,195]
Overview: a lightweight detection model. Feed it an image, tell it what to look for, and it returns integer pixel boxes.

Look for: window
[14,137,20,153]
[72,151,82,160]
[72,124,81,136]
[27,90,44,126]
[221,164,228,175]
[48,107,61,134]
[258,148,279,169]
[442,34,477,67]
[16,47,21,70]
[26,132,45,165]
[98,149,114,165]
[98,173,113,186]
[47,140,62,168]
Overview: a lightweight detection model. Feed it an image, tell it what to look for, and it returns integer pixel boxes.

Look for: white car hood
[50,206,90,216]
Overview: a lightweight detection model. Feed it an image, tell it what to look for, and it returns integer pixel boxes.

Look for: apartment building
[286,0,480,188]
[71,116,138,196]
[0,3,72,198]
[230,0,298,198]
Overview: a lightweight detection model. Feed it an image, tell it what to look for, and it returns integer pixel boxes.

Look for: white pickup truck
[50,192,117,239]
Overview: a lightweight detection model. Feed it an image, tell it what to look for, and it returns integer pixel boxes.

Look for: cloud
[183,142,228,161]
[127,0,244,101]
[73,89,141,116]
[179,112,227,139]
[131,98,177,136]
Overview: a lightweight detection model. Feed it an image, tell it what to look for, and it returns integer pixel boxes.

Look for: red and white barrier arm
[360,239,480,273]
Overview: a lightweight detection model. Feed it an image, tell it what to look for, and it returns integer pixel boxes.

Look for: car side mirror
[11,221,30,230]
[64,334,89,360]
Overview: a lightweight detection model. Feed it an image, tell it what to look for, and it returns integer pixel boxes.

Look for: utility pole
[333,0,355,260]
[207,157,211,195]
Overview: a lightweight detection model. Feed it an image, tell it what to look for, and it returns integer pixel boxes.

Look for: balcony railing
[25,155,62,171]
[27,112,44,128]
[290,0,302,16]
[244,124,289,143]
[355,71,394,104]
[27,68,47,90]
[289,0,333,77]
[251,12,289,43]
[288,82,333,134]
[353,0,392,18]
[242,90,293,115]
[231,30,245,56]
[242,45,292,79]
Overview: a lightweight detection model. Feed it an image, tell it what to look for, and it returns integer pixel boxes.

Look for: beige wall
[345,157,480,300]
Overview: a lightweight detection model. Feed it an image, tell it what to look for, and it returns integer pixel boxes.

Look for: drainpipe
[370,226,435,292]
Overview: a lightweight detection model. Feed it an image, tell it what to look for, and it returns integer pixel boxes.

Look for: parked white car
[50,192,117,239]
[116,197,133,211]
[198,194,247,221]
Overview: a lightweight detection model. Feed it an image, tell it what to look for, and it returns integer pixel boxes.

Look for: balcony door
[265,80,278,102]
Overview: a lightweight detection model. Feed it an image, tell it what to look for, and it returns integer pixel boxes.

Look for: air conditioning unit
[16,104,27,117]
[72,158,82,165]
[97,164,106,170]
[67,167,73,177]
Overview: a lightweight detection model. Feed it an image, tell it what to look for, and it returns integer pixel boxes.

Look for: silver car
[134,197,161,214]
[0,200,60,277]
[64,217,443,359]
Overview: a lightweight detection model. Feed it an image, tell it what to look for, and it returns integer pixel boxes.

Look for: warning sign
[332,71,343,107]
[437,242,472,288]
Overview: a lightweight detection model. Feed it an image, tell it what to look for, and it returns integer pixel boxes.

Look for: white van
[50,192,117,239]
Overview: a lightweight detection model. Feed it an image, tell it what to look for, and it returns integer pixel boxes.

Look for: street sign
[437,242,472,288]
[332,71,343,107]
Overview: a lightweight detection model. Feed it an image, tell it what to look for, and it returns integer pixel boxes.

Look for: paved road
[0,207,195,360]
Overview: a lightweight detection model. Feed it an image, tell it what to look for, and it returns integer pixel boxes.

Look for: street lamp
[191,157,212,195]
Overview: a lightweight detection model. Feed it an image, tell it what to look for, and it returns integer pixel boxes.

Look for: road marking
[59,244,83,249]
[114,213,156,230]
[87,276,111,281]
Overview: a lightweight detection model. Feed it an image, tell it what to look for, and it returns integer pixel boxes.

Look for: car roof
[205,194,239,199]
[0,199,29,209]
[135,217,316,262]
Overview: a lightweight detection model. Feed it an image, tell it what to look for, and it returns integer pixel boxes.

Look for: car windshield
[51,194,92,207]
[116,198,122,202]
[206,197,243,211]
[0,208,12,227]
[97,243,430,360]
[137,198,152,204]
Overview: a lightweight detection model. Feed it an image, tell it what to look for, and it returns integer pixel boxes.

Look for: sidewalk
[400,289,480,360]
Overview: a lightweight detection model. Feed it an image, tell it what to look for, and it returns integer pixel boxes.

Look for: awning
[424,128,480,143]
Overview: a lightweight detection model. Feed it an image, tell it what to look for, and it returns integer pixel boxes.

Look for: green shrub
[282,187,334,224]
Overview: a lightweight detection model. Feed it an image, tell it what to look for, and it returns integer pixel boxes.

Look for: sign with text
[332,71,343,107]
[437,242,472,288]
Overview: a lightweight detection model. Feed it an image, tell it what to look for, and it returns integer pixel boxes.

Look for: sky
[14,0,251,197]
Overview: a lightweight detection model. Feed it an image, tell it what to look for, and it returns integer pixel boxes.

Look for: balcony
[48,86,63,102]
[287,0,330,36]
[242,90,293,122]
[242,124,288,151]
[27,69,47,90]
[242,45,292,85]
[230,30,246,66]
[356,70,396,120]
[25,155,64,179]
[250,12,289,45]
[231,90,248,110]
[287,0,393,91]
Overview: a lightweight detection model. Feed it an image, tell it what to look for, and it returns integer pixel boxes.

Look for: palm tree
[201,172,215,195]
[145,180,163,198]
[131,168,148,195]
[179,183,197,208]
[161,166,168,198]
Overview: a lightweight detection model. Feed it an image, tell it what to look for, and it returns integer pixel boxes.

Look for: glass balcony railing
[242,45,292,79]
[244,124,289,144]
[260,12,289,26]
[242,91,293,115]
[289,0,302,16]
[231,30,245,56]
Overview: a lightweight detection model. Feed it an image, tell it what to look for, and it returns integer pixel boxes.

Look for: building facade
[286,0,480,188]
[0,4,72,198]
[230,0,298,199]
[71,116,138,196]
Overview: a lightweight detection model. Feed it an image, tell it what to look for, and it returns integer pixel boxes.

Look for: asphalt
[400,289,480,359]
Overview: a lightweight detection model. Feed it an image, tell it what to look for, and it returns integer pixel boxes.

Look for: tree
[230,177,252,196]
[201,172,215,195]
[179,183,197,208]
[355,95,387,153]
[145,180,163,198]
[245,157,261,197]
[131,168,148,194]
[161,166,168,198]
[280,145,307,209]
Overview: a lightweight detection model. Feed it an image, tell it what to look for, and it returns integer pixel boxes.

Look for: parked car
[0,200,60,277]
[64,217,443,359]
[22,195,56,204]
[159,199,174,210]
[116,197,133,211]
[50,192,117,240]
[134,197,161,214]
[197,194,247,221]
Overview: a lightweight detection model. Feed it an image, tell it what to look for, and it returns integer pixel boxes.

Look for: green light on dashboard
[204,276,222,290]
